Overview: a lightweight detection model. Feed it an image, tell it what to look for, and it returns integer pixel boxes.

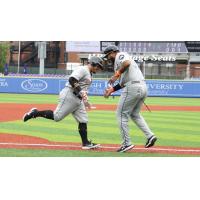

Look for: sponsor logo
[21,79,47,92]
[88,54,176,62]
[147,83,183,90]
[119,55,124,60]
[0,79,8,87]
[131,55,176,62]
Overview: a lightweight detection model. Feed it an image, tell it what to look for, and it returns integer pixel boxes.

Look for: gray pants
[53,87,88,123]
[116,82,154,146]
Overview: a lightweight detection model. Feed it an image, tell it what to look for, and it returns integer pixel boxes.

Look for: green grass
[1,110,200,147]
[1,93,200,106]
[0,148,198,157]
[0,93,200,156]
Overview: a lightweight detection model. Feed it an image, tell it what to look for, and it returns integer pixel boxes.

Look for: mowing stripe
[0,142,200,154]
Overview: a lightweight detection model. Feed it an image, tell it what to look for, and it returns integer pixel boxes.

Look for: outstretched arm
[104,83,124,98]
[108,60,131,85]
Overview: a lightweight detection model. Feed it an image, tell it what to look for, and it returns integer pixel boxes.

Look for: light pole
[17,41,21,73]
[186,53,190,79]
[38,41,46,75]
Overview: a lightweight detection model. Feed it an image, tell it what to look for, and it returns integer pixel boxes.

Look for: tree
[0,42,10,73]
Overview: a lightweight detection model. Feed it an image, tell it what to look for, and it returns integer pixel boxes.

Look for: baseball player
[23,56,104,150]
[103,45,157,152]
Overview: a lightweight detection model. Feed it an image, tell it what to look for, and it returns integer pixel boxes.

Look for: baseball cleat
[82,142,101,150]
[145,135,157,148]
[23,108,38,122]
[117,144,134,153]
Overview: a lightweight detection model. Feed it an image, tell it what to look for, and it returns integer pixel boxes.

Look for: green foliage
[0,42,10,73]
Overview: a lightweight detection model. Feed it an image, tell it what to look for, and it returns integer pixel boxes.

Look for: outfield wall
[0,77,200,97]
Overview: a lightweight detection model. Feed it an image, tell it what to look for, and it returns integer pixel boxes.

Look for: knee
[53,112,63,122]
[116,112,129,122]
[131,113,140,120]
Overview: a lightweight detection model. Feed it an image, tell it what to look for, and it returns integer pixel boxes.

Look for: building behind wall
[5,41,200,79]
[9,41,64,67]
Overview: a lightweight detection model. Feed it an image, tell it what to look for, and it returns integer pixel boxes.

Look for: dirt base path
[0,133,200,155]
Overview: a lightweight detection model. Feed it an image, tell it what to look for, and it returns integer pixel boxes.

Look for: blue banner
[0,77,200,98]
[0,77,63,94]
[146,80,200,97]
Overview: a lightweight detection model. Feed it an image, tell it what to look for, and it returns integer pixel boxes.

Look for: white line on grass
[0,142,200,153]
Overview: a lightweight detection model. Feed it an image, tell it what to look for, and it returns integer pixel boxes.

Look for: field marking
[0,142,79,148]
[0,142,200,154]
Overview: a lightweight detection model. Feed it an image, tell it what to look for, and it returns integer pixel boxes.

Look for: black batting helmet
[89,56,104,69]
[103,45,119,58]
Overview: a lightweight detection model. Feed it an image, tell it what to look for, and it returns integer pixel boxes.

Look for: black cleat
[117,144,134,153]
[145,135,157,148]
[82,141,101,150]
[23,108,38,122]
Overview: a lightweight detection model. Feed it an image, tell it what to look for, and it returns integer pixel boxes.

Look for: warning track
[0,133,200,155]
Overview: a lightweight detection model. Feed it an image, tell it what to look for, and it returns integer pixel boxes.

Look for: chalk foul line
[0,142,200,154]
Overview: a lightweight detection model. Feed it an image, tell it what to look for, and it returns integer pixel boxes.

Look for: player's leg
[72,102,100,149]
[23,87,79,122]
[53,88,80,122]
[130,99,154,137]
[130,85,157,147]
[23,107,54,122]
[116,87,135,152]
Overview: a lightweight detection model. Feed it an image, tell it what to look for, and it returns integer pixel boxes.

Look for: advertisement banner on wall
[0,77,200,98]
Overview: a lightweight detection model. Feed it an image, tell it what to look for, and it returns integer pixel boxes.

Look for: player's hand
[80,91,91,109]
[84,101,92,109]
[80,90,88,101]
[104,86,114,98]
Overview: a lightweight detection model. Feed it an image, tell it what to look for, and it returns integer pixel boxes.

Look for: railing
[4,66,197,80]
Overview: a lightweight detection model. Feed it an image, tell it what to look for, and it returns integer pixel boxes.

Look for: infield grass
[0,93,200,156]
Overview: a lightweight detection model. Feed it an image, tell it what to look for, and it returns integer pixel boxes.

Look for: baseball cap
[89,56,104,69]
[102,45,119,58]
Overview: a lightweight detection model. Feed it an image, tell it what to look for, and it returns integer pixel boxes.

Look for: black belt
[124,80,144,86]
[126,80,145,85]
[130,81,141,84]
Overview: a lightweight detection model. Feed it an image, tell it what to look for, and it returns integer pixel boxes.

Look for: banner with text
[0,77,200,97]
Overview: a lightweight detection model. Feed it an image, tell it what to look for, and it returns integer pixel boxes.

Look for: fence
[1,76,200,97]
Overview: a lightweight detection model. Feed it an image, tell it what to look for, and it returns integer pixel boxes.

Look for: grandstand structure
[2,41,200,79]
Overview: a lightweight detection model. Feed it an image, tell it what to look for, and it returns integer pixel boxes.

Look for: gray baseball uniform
[54,66,92,123]
[114,52,154,146]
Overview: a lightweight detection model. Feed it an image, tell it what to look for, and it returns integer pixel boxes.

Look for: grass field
[0,93,200,157]
[1,93,200,106]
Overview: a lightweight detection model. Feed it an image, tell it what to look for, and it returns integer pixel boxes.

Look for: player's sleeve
[116,53,131,67]
[69,67,87,81]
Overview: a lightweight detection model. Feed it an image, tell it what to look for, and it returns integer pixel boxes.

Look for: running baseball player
[103,45,157,152]
[23,56,104,150]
